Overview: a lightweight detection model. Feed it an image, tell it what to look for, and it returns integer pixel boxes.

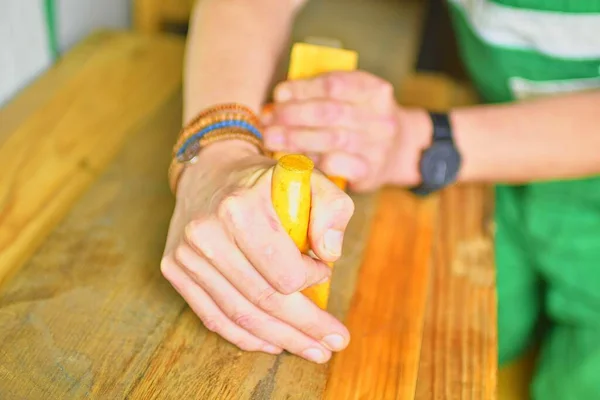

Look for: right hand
[160,140,355,363]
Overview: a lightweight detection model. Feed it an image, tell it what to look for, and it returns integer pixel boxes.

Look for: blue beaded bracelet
[175,120,263,162]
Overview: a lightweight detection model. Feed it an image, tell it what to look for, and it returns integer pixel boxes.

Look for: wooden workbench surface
[0,32,496,399]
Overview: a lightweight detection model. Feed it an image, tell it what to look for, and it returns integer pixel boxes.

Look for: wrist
[195,139,261,165]
[386,107,432,186]
[450,108,481,183]
[176,140,264,196]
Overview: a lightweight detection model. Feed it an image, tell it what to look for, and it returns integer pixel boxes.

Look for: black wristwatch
[409,112,462,196]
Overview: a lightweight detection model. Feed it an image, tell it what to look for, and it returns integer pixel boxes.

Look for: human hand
[161,141,354,363]
[262,71,431,192]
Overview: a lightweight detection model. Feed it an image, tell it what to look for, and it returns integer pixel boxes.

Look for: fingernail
[265,128,285,150]
[263,344,282,354]
[302,348,327,363]
[323,229,343,257]
[275,85,292,102]
[322,334,345,351]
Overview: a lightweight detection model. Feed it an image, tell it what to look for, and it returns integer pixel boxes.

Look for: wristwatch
[409,112,462,196]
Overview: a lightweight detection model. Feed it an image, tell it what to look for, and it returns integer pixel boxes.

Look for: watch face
[420,141,461,187]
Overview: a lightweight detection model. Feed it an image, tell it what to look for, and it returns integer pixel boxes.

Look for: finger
[160,255,281,354]
[185,218,350,351]
[274,71,393,107]
[173,244,333,363]
[306,152,321,165]
[308,171,356,263]
[269,99,363,130]
[264,126,361,154]
[318,152,369,185]
[216,186,332,294]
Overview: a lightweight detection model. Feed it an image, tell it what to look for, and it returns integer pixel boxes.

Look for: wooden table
[0,32,496,399]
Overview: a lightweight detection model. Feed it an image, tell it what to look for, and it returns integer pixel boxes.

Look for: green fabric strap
[43,0,59,59]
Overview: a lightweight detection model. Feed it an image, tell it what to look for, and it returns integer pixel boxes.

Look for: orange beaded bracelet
[168,103,266,194]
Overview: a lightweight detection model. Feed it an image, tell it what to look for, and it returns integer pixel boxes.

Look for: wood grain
[325,189,438,399]
[0,91,185,399]
[0,33,115,146]
[0,32,184,286]
[0,36,496,399]
[415,184,497,399]
[134,0,165,32]
[411,75,498,399]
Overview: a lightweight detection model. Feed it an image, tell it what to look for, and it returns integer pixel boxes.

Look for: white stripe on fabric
[449,0,600,59]
[509,76,600,100]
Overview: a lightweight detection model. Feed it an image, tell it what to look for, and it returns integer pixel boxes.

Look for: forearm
[184,0,300,124]
[451,91,600,183]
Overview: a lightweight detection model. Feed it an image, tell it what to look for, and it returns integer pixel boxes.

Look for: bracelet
[175,120,263,163]
[168,130,266,194]
[168,103,265,194]
[173,111,260,156]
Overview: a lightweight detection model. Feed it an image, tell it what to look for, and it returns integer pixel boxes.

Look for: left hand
[262,71,430,192]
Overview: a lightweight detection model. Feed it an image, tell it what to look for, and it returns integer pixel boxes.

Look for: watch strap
[409,112,459,196]
[430,112,452,141]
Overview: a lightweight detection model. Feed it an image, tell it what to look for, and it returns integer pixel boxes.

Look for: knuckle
[185,221,217,261]
[183,219,204,246]
[378,117,398,140]
[323,73,344,97]
[173,245,189,266]
[160,256,176,280]
[217,193,246,226]
[341,130,359,152]
[378,80,394,97]
[276,271,307,294]
[200,316,222,333]
[332,193,355,215]
[254,286,280,313]
[318,102,342,123]
[232,311,258,330]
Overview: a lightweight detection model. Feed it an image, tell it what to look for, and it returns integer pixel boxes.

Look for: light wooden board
[325,189,437,399]
[0,36,496,399]
[0,79,371,400]
[409,74,498,399]
[415,184,497,399]
[0,31,184,287]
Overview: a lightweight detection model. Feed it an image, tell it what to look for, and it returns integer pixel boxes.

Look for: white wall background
[0,0,131,106]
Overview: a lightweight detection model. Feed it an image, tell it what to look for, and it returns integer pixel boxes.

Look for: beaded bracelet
[175,119,263,163]
[173,111,260,157]
[168,103,266,194]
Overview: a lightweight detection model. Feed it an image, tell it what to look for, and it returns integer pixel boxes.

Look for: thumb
[309,172,355,263]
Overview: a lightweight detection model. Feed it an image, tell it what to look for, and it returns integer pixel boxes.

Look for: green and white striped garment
[449,0,600,102]
[447,1,600,398]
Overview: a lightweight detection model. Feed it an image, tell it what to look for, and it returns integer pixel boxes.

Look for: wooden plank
[0,74,436,399]
[0,32,117,146]
[161,0,196,23]
[415,184,497,399]
[0,33,496,399]
[134,0,165,33]
[325,190,437,399]
[0,92,185,399]
[412,75,498,399]
[322,74,456,399]
[0,31,184,286]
